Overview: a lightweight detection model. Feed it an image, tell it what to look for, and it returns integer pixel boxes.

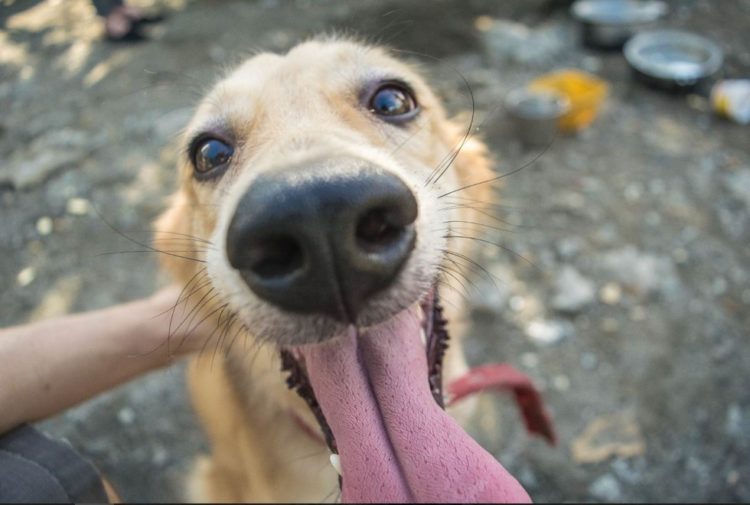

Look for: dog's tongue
[298,306,530,503]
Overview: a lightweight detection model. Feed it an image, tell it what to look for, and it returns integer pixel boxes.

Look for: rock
[722,168,750,208]
[16,266,35,287]
[599,282,622,305]
[36,216,53,235]
[153,107,193,140]
[520,352,540,369]
[599,246,679,298]
[481,19,570,67]
[525,318,574,346]
[725,404,743,438]
[0,129,101,190]
[66,197,90,216]
[554,236,584,260]
[552,374,570,391]
[27,275,82,322]
[117,407,136,425]
[470,264,512,315]
[552,265,596,313]
[589,474,622,502]
[580,352,598,370]
[572,411,646,464]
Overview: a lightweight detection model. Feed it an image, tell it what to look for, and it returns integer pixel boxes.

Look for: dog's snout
[226,164,418,322]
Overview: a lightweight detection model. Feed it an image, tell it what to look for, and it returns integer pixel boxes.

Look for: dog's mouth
[280,288,530,503]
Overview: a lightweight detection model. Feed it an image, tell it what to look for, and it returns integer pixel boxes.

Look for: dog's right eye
[191,138,234,179]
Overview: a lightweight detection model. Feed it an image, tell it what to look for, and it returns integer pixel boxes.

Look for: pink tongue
[298,306,531,503]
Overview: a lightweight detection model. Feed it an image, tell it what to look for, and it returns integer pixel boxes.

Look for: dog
[155,37,536,503]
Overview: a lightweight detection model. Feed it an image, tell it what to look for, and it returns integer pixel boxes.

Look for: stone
[66,197,90,216]
[36,216,53,235]
[16,266,35,287]
[525,318,574,346]
[600,282,623,305]
[600,246,679,298]
[589,474,622,502]
[552,265,596,313]
[481,19,570,67]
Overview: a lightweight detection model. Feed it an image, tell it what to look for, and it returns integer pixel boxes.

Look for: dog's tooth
[329,453,342,476]
[419,327,427,347]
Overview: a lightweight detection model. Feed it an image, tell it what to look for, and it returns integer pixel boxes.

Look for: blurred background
[1,0,748,501]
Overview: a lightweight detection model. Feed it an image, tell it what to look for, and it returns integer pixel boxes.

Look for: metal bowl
[571,0,668,49]
[505,87,571,147]
[624,29,724,92]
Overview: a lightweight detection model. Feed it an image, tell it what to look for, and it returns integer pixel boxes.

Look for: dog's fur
[155,38,494,502]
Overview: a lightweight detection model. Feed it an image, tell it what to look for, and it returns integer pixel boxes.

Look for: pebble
[555,236,584,260]
[525,318,573,346]
[117,407,136,425]
[601,317,620,333]
[481,19,568,67]
[17,266,35,287]
[727,469,739,486]
[552,265,596,313]
[600,282,623,305]
[711,277,728,296]
[509,295,527,312]
[589,474,622,502]
[725,404,743,437]
[552,374,570,391]
[672,248,689,264]
[520,352,540,369]
[36,216,53,235]
[722,168,750,208]
[624,182,643,203]
[580,352,598,370]
[66,197,90,216]
[152,446,169,466]
[629,306,647,321]
[600,246,679,297]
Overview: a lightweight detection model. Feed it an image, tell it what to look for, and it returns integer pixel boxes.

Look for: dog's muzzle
[225,160,417,322]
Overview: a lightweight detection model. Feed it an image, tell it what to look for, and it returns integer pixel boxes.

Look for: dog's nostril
[247,236,304,279]
[356,208,405,252]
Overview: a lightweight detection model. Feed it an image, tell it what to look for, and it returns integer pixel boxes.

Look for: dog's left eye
[191,138,234,178]
[368,83,418,120]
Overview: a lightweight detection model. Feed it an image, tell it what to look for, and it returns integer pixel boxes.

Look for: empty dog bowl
[571,0,668,49]
[624,29,724,92]
[505,87,571,147]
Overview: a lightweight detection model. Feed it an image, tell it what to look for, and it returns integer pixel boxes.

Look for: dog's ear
[153,190,197,281]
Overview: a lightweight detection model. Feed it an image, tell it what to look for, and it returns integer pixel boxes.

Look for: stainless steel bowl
[505,87,571,147]
[571,0,668,50]
[624,29,724,92]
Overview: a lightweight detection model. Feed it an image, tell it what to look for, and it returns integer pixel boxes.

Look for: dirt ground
[1,0,749,502]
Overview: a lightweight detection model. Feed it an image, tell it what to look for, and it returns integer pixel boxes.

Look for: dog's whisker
[441,219,517,234]
[172,289,221,346]
[436,266,473,301]
[444,234,537,271]
[167,275,212,352]
[438,136,554,199]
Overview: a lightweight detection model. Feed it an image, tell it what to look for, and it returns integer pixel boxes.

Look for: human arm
[0,286,201,434]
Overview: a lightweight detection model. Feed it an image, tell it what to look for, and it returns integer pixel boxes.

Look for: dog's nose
[226,164,418,322]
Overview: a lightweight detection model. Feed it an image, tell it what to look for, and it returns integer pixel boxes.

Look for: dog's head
[157,39,529,502]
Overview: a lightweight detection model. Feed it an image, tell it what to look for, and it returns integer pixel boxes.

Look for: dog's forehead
[204,41,424,112]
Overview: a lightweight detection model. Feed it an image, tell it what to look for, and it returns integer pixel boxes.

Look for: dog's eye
[191,138,234,178]
[368,83,418,120]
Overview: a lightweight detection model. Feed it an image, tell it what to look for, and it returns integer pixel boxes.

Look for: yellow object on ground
[530,69,609,132]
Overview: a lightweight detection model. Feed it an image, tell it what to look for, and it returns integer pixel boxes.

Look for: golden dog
[155,37,531,503]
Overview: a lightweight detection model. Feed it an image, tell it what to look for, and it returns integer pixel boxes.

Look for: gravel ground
[1,0,749,502]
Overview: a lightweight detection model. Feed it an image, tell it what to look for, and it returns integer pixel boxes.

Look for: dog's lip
[285,291,530,503]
